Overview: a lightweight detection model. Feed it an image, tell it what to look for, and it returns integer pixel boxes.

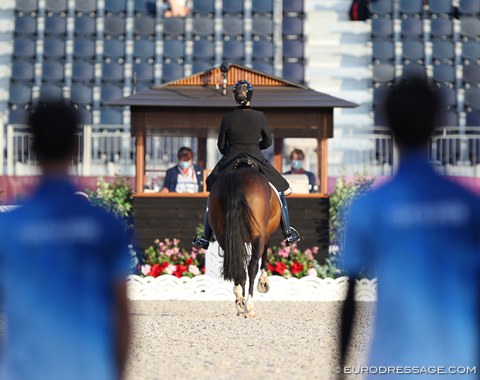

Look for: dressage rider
[193,80,300,249]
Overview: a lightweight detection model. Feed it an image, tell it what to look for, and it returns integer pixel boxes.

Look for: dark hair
[290,149,305,160]
[384,76,441,149]
[29,100,80,162]
[177,146,193,160]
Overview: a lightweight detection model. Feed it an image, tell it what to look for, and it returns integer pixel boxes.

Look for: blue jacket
[163,164,204,192]
[283,169,317,193]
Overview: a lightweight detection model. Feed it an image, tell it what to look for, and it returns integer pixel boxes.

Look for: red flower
[201,266,206,273]
[274,262,287,275]
[267,263,275,273]
[173,264,188,278]
[186,258,193,265]
[290,262,304,275]
[149,263,163,278]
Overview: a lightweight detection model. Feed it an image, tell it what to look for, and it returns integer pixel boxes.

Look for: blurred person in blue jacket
[283,148,318,193]
[161,146,204,193]
[0,101,131,380]
[340,77,480,379]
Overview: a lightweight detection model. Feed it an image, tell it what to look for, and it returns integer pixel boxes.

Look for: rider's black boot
[279,191,300,246]
[193,203,213,249]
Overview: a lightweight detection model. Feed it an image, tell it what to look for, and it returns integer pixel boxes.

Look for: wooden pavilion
[109,64,356,259]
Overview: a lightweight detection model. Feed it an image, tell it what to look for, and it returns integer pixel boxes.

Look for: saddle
[232,154,260,171]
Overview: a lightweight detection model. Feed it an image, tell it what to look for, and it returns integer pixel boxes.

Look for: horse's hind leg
[234,280,246,316]
[257,242,270,294]
[245,238,262,318]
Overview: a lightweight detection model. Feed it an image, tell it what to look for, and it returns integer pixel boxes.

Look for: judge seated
[283,149,318,193]
[161,147,204,193]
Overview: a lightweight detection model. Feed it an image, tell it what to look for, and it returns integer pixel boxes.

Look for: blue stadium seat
[402,39,424,63]
[163,40,185,59]
[133,62,154,82]
[253,61,274,75]
[401,18,423,38]
[43,37,65,58]
[222,16,243,37]
[371,18,393,37]
[192,61,211,73]
[399,0,423,15]
[44,15,66,35]
[42,60,64,81]
[282,16,303,37]
[193,39,214,60]
[372,39,395,62]
[253,39,274,59]
[460,17,480,38]
[374,109,387,126]
[103,39,125,59]
[74,15,96,34]
[15,15,36,35]
[466,111,480,126]
[39,83,63,100]
[402,63,426,80]
[102,61,124,81]
[162,62,184,82]
[373,86,389,108]
[283,39,304,59]
[368,0,393,17]
[459,0,480,14]
[193,17,214,37]
[373,63,395,83]
[432,40,455,63]
[429,0,452,16]
[12,60,34,81]
[134,15,156,36]
[438,110,459,126]
[252,16,274,36]
[101,83,123,102]
[283,62,304,83]
[134,0,156,15]
[76,109,92,124]
[283,0,304,15]
[100,108,123,124]
[71,84,93,105]
[72,60,94,82]
[192,0,215,16]
[13,37,36,58]
[431,18,453,38]
[134,38,155,59]
[252,0,273,15]
[134,82,151,92]
[223,39,244,59]
[45,0,67,14]
[105,0,126,14]
[438,87,457,109]
[73,38,95,58]
[16,0,38,13]
[463,63,480,83]
[223,0,243,15]
[433,63,455,85]
[163,17,185,36]
[465,88,480,110]
[462,40,480,62]
[9,83,32,105]
[104,15,125,36]
[9,109,29,124]
[75,0,96,14]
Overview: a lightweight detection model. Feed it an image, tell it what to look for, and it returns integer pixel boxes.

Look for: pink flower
[278,246,290,258]
[173,238,180,245]
[166,249,174,256]
[305,249,313,260]
[307,268,318,277]
[154,239,160,244]
[188,265,200,276]
[141,264,151,276]
[165,264,176,275]
[313,246,319,254]
[191,252,197,259]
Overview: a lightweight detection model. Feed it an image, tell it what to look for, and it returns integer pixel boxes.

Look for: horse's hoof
[257,281,270,293]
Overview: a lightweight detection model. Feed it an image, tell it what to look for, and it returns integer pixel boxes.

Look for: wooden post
[273,137,283,172]
[317,137,328,195]
[197,137,207,169]
[135,129,145,193]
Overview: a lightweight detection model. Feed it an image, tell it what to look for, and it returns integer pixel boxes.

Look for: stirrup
[284,227,300,246]
[193,233,210,249]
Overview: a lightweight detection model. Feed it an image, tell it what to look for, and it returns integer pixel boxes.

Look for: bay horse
[209,165,281,318]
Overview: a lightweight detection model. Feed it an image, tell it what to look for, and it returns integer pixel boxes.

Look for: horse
[208,165,281,318]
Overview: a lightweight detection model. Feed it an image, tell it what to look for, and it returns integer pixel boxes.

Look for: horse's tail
[219,170,257,283]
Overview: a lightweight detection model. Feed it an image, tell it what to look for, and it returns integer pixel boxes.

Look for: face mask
[292,160,303,170]
[179,161,192,169]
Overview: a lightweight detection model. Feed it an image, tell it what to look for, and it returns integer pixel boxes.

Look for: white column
[6,125,14,176]
[83,125,92,176]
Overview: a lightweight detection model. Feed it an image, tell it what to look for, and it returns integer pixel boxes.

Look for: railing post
[7,125,14,176]
[392,136,399,173]
[83,124,92,176]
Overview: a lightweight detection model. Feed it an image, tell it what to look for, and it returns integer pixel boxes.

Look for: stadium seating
[223,0,243,16]
[252,0,274,16]
[372,39,395,62]
[429,0,452,17]
[401,39,424,63]
[369,0,393,17]
[14,37,36,58]
[193,39,215,60]
[459,0,480,15]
